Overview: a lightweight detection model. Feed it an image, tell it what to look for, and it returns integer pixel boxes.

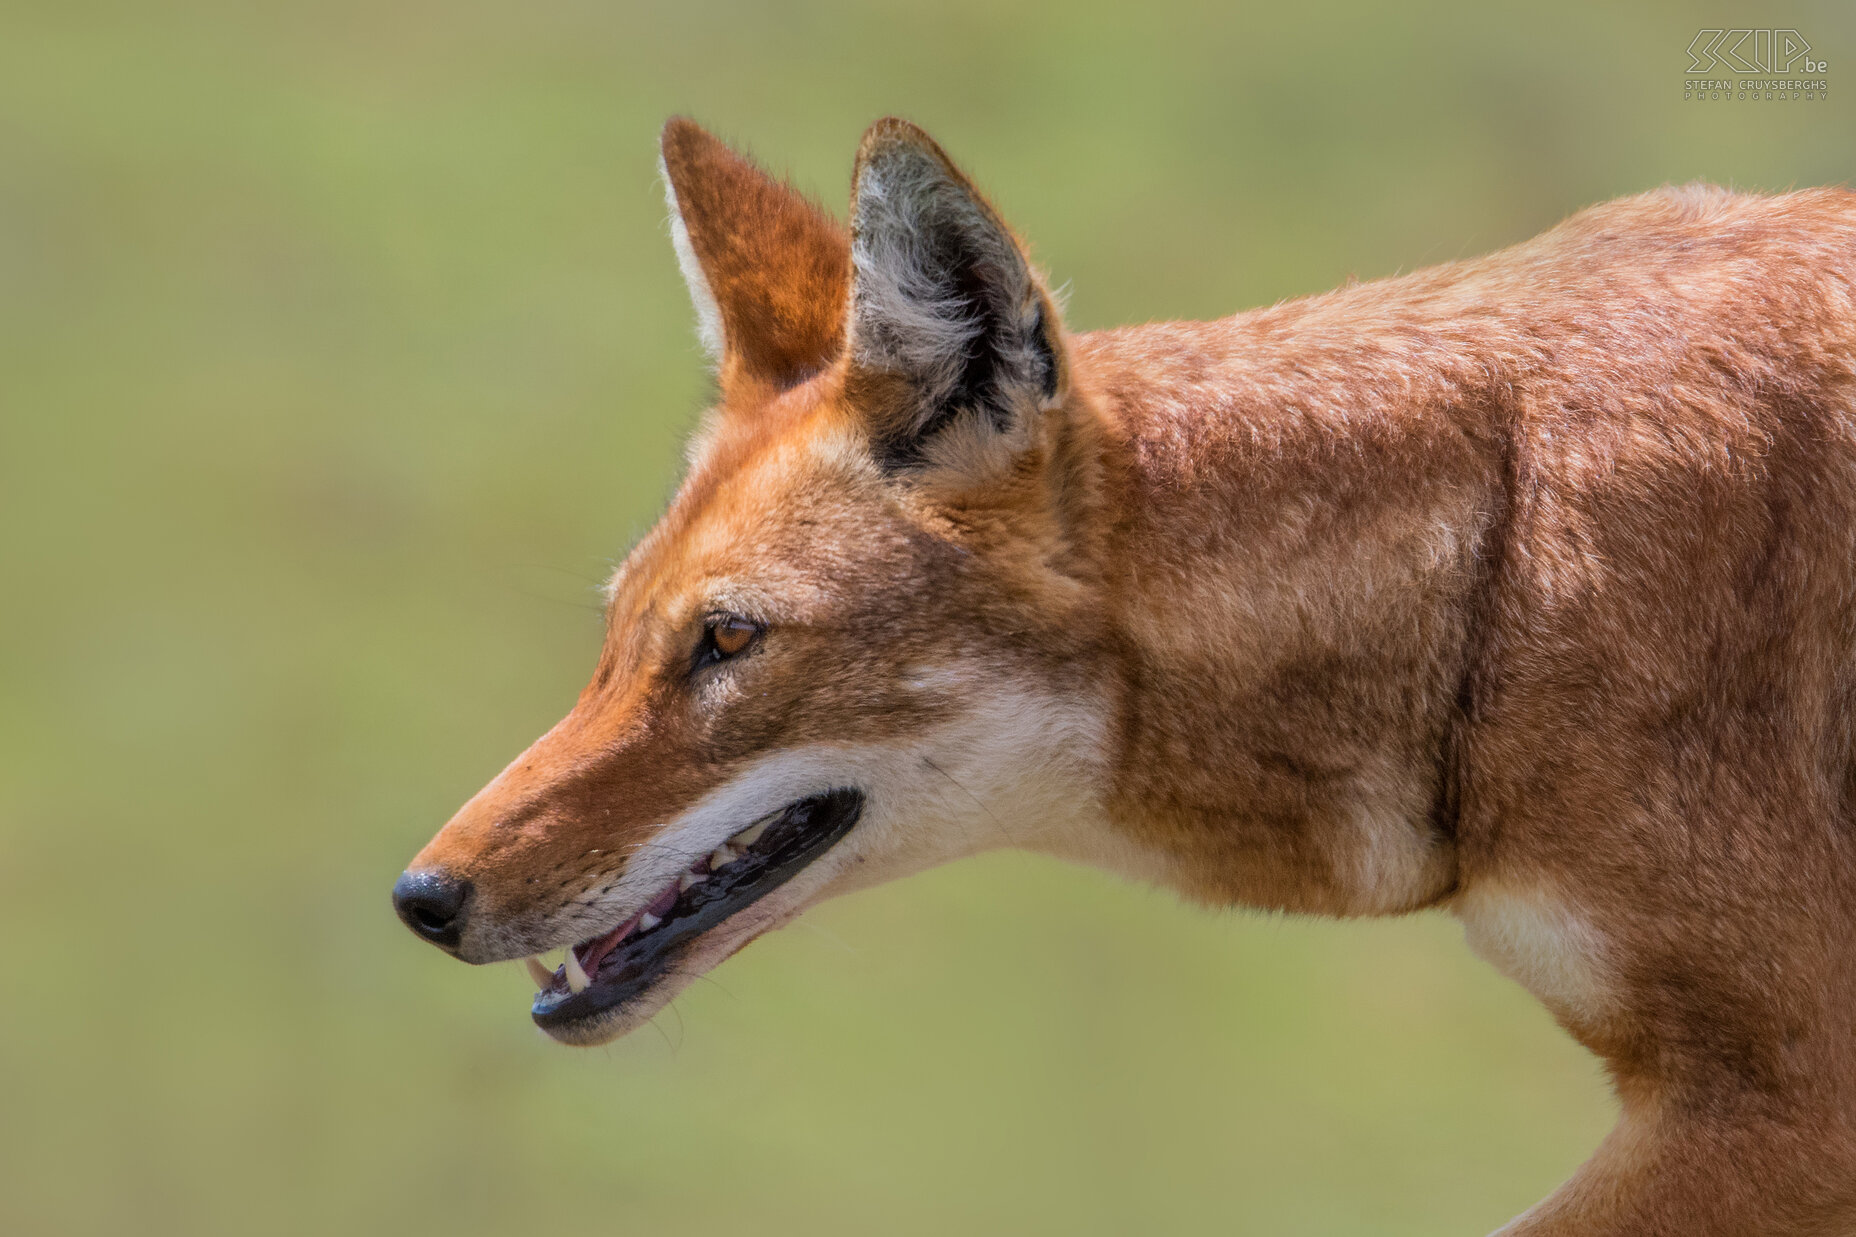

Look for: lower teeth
[563,949,591,993]
[541,836,761,997]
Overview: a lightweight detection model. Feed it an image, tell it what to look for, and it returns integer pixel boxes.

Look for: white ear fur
[848,137,1057,461]
[849,145,992,407]
[660,155,725,363]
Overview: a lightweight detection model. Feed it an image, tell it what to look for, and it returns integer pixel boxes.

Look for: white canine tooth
[563,948,590,994]
[678,871,706,892]
[524,956,554,989]
[710,844,738,868]
[639,912,662,930]
[730,818,770,848]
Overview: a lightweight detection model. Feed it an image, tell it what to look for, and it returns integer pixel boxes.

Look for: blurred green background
[3,2,1851,1234]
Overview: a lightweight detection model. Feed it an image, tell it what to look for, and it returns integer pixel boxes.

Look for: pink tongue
[575,871,689,977]
[578,913,640,975]
[646,883,679,917]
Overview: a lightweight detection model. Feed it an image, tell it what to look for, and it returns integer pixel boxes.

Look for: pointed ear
[659,117,850,395]
[845,119,1066,471]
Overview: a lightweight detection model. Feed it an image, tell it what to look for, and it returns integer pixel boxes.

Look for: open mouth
[527,788,864,1034]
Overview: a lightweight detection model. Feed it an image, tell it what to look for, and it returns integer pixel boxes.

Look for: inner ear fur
[844,118,1066,471]
[659,117,850,396]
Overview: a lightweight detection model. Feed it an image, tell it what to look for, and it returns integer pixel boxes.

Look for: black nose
[393,869,472,949]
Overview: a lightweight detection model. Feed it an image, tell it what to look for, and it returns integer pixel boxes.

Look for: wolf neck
[1060,304,1504,917]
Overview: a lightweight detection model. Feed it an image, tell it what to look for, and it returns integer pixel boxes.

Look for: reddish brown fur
[660,117,848,397]
[404,122,1856,1234]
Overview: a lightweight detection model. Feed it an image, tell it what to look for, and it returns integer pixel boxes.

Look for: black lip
[531,788,864,1031]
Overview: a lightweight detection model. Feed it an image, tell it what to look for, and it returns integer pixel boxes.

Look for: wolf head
[393,118,1136,1045]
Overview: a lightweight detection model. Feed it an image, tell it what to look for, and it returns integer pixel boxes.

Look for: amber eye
[695,615,761,671]
[711,618,756,657]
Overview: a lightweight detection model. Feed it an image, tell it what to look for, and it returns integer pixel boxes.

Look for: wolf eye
[695,615,761,670]
[712,619,756,657]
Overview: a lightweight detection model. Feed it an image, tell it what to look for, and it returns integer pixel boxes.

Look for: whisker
[922,756,1019,848]
[665,1000,685,1051]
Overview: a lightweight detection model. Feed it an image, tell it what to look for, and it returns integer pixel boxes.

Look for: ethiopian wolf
[396,117,1856,1235]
